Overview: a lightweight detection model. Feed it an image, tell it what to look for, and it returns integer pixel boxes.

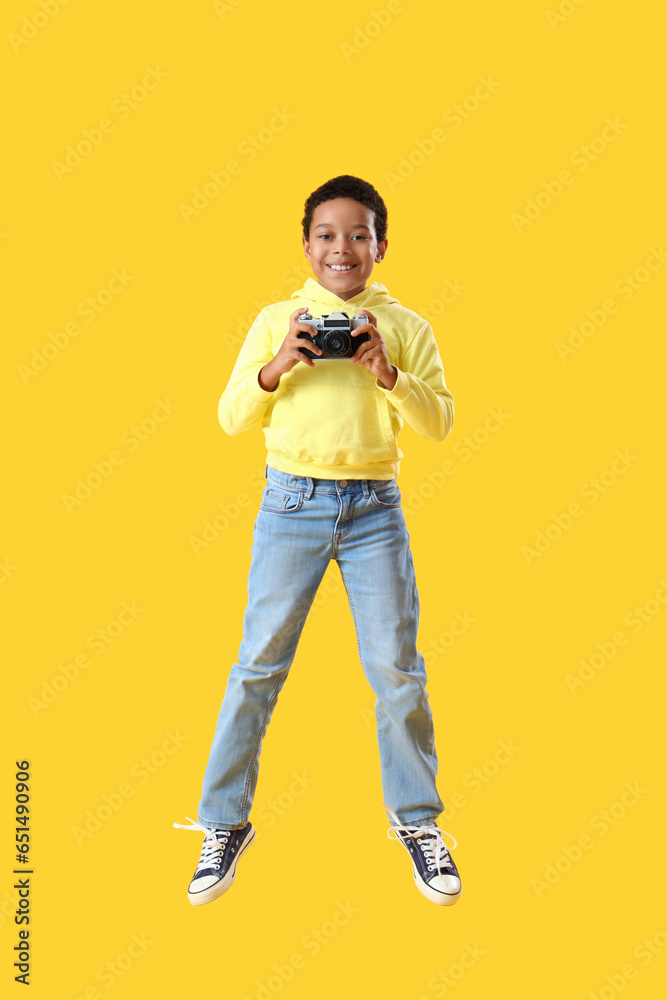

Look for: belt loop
[304,476,314,499]
[264,463,268,481]
[362,479,370,498]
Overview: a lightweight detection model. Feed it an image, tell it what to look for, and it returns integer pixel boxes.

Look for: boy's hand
[258,307,322,391]
[350,309,397,390]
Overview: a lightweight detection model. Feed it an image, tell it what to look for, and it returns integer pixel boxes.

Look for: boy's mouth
[326,263,357,272]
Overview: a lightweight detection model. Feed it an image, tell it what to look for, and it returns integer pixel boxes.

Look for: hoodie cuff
[376,367,410,403]
[247,371,276,403]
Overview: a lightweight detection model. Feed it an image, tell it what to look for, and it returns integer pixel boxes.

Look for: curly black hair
[302,174,388,244]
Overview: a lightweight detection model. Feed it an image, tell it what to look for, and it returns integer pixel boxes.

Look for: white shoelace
[173,816,230,872]
[384,802,457,873]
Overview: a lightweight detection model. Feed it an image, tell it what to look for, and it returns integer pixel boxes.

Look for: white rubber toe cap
[189,873,221,894]
[414,866,462,905]
[428,873,461,895]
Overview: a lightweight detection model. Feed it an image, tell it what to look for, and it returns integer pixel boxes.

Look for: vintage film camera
[297,311,371,360]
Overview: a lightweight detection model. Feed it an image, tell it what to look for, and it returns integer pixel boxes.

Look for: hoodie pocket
[265,384,399,467]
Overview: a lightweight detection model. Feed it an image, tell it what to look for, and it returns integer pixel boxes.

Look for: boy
[174,174,461,907]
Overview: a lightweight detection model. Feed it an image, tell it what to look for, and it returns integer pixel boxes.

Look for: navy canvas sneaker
[173,816,255,906]
[384,803,461,906]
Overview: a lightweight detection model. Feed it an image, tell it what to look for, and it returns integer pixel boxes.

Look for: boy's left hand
[350,309,397,391]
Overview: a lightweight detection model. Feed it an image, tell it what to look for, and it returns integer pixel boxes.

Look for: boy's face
[302,197,388,300]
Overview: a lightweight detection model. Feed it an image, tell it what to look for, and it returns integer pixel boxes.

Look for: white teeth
[328,264,354,270]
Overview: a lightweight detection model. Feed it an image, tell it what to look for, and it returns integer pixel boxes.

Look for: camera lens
[323,331,350,356]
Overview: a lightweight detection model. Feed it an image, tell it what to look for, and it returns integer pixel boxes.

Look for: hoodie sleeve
[375,320,455,442]
[218,309,277,435]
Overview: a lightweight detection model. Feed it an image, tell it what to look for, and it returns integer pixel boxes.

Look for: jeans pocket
[369,481,403,508]
[260,486,304,513]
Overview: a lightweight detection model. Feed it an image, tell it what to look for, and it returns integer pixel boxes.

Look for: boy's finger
[296,319,322,339]
[292,326,322,353]
[295,349,315,366]
[352,311,378,333]
[294,344,317,364]
[350,341,378,363]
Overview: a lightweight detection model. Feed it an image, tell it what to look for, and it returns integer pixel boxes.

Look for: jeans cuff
[198,816,248,830]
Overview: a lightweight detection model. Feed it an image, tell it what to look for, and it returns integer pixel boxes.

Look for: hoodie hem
[265,451,400,481]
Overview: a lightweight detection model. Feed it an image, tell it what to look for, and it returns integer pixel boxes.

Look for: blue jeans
[197,466,445,829]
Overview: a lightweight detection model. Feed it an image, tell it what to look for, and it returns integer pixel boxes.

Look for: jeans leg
[336,495,444,827]
[197,495,331,828]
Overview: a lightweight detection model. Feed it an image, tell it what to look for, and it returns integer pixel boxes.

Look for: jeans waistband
[265,464,396,498]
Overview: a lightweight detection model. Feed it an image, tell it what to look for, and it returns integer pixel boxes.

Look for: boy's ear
[302,234,311,259]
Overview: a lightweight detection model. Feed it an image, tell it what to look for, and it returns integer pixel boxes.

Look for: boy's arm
[218,310,277,435]
[376,320,455,441]
[219,307,323,434]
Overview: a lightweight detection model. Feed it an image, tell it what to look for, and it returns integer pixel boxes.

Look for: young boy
[174,174,461,907]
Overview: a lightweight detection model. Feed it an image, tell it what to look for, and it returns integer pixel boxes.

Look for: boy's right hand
[258,308,322,391]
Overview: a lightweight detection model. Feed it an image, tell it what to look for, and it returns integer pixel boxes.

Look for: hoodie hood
[290,275,400,312]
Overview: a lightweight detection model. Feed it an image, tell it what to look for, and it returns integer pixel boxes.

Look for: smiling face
[302,197,388,300]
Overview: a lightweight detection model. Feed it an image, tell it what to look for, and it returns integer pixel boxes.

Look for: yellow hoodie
[218,276,455,479]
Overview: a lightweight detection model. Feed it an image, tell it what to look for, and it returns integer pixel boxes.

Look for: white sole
[187,828,256,907]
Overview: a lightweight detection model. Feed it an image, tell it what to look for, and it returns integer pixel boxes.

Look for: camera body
[297,311,370,360]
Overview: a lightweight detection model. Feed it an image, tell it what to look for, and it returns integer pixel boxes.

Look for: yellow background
[2,0,666,997]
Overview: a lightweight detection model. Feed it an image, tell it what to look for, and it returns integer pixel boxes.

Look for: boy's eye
[318,234,368,240]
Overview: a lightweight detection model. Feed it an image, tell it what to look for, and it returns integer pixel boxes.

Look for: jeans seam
[332,497,342,558]
[238,586,325,823]
[336,562,365,666]
[240,673,285,822]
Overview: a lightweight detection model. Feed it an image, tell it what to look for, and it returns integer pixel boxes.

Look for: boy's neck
[315,276,368,301]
